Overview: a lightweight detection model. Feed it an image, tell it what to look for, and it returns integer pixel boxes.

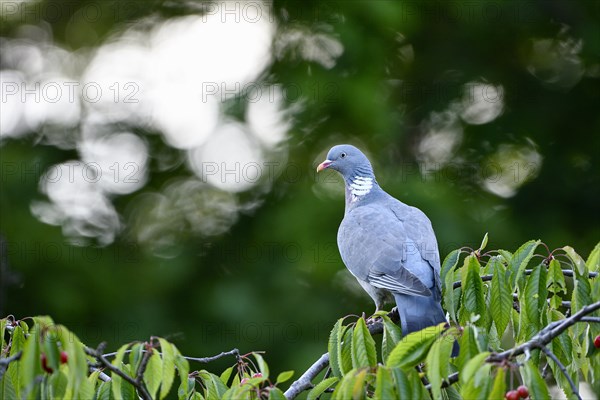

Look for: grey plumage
[317,144,453,342]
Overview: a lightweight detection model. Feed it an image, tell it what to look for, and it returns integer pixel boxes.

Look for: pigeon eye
[340,152,347,158]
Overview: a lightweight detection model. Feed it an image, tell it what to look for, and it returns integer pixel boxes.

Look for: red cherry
[252,373,263,378]
[505,390,519,400]
[41,353,53,374]
[517,385,529,398]
[60,351,68,364]
[594,335,600,349]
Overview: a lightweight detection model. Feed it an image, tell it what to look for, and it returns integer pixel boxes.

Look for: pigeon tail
[394,292,459,356]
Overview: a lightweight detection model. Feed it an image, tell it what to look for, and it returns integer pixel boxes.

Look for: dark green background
[1,0,598,381]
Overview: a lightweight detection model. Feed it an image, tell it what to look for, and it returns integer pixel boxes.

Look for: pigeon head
[317,144,375,181]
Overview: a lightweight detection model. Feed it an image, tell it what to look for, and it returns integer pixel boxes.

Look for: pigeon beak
[317,160,332,172]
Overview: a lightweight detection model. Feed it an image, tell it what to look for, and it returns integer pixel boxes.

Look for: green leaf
[479,232,489,251]
[129,343,144,375]
[456,325,481,372]
[158,338,176,399]
[374,366,394,400]
[456,324,479,370]
[460,255,486,327]
[509,240,540,288]
[523,263,548,331]
[0,318,6,353]
[19,323,42,395]
[522,360,550,400]
[95,381,111,400]
[586,242,600,272]
[497,250,513,264]
[386,323,444,370]
[50,370,69,399]
[409,368,432,399]
[490,256,511,337]
[487,367,506,400]
[0,368,17,400]
[57,326,90,398]
[307,377,339,400]
[459,352,490,386]
[351,318,377,368]
[110,344,132,400]
[460,350,492,398]
[426,332,455,400]
[220,366,234,386]
[563,246,586,275]
[119,364,137,400]
[339,326,354,375]
[223,382,252,400]
[144,348,163,399]
[267,387,287,400]
[253,352,269,378]
[43,328,61,374]
[198,370,228,400]
[77,370,95,400]
[328,318,344,377]
[443,264,461,324]
[441,249,461,284]
[572,268,592,314]
[548,310,571,368]
[275,370,294,385]
[8,325,26,398]
[390,368,411,399]
[444,385,462,400]
[351,369,367,400]
[460,362,492,399]
[547,258,566,296]
[332,369,359,400]
[381,315,402,363]
[173,348,190,397]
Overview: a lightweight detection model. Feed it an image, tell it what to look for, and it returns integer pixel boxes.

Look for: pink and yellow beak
[317,160,332,172]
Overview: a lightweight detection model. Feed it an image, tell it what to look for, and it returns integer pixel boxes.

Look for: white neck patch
[349,176,373,198]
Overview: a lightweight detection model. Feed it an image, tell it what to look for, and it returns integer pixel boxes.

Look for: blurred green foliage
[1,0,599,381]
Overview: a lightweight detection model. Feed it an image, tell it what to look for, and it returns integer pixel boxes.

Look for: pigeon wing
[337,203,432,297]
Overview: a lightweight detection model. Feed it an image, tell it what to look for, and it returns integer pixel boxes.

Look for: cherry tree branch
[487,301,600,363]
[425,371,459,390]
[85,344,153,400]
[580,317,600,323]
[284,311,396,399]
[135,345,153,387]
[452,269,597,289]
[100,347,240,364]
[285,301,599,399]
[0,351,22,381]
[283,353,330,399]
[184,348,240,363]
[540,346,581,400]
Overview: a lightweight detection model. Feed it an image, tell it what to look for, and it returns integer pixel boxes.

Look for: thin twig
[184,348,240,363]
[487,301,600,363]
[0,351,22,381]
[540,346,582,400]
[453,269,597,289]
[135,345,153,386]
[85,344,152,400]
[88,365,111,382]
[101,347,241,364]
[580,317,600,323]
[424,372,459,390]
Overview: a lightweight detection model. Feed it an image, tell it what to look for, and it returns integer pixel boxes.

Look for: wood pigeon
[317,144,453,342]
